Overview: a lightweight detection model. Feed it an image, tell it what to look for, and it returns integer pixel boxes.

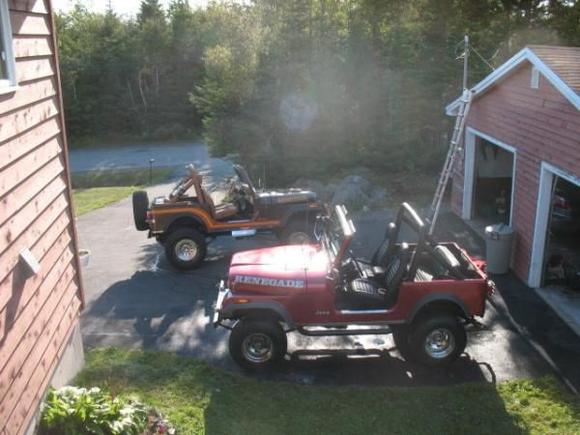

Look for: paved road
[76,158,555,386]
[69,142,225,173]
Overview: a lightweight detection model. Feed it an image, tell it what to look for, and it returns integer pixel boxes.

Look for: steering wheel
[349,250,364,278]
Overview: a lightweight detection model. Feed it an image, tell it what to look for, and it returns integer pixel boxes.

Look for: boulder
[293,174,390,211]
[294,178,335,202]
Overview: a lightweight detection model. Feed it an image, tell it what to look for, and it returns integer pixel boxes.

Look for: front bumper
[212,281,230,328]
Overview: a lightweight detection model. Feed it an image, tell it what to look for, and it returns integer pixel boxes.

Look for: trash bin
[484,223,514,274]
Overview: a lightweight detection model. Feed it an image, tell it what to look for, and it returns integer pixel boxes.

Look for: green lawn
[71,167,175,216]
[76,348,580,435]
[71,167,175,189]
[73,187,137,216]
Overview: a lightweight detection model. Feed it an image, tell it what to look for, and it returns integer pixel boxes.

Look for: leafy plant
[40,386,148,435]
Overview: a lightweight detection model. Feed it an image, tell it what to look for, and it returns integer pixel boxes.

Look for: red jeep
[214,203,495,370]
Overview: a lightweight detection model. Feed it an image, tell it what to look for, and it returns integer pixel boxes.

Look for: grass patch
[71,167,176,216]
[71,167,175,189]
[73,187,137,216]
[76,348,580,435]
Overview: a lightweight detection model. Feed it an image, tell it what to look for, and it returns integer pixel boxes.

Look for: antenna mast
[427,35,472,235]
[462,34,469,91]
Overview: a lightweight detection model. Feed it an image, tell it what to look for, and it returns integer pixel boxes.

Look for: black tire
[391,325,414,361]
[229,319,287,371]
[280,220,314,245]
[408,315,466,367]
[164,227,207,270]
[132,191,149,231]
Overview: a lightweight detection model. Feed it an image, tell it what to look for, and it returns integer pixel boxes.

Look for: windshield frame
[320,205,355,268]
[233,164,256,194]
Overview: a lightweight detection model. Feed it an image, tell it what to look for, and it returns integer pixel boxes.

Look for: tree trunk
[138,69,148,112]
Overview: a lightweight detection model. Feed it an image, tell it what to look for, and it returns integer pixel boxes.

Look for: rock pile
[295,171,389,211]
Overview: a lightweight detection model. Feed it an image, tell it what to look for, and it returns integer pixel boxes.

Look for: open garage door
[472,137,514,225]
[530,164,580,335]
[544,177,580,288]
[462,129,516,229]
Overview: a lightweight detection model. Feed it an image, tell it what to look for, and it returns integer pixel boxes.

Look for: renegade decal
[234,275,305,288]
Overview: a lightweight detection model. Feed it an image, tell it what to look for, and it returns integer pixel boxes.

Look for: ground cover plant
[39,385,174,435]
[77,348,580,435]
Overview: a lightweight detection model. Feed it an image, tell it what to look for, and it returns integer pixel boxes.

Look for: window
[531,66,540,89]
[0,0,16,90]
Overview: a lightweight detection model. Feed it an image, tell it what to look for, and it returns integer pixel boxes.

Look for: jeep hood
[228,244,329,294]
[256,189,317,205]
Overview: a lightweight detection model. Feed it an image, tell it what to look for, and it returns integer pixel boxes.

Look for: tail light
[146,210,154,225]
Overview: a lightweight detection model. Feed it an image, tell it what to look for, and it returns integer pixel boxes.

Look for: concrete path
[77,175,555,387]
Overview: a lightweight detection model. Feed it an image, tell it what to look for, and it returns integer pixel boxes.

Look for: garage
[446,45,580,333]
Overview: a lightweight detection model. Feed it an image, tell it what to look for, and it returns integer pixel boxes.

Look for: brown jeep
[132,164,323,270]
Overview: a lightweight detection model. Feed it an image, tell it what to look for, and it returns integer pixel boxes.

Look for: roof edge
[445,47,580,116]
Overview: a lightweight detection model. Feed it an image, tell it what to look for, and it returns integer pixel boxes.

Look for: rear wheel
[408,315,466,367]
[132,191,149,231]
[164,228,207,270]
[229,319,287,371]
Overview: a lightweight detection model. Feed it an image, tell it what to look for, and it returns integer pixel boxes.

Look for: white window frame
[528,162,580,288]
[0,0,17,93]
[462,127,517,227]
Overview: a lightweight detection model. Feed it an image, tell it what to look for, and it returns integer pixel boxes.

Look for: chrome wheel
[174,239,199,262]
[424,328,455,359]
[288,231,311,245]
[242,333,273,363]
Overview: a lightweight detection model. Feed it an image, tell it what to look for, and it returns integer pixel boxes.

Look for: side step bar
[298,326,392,337]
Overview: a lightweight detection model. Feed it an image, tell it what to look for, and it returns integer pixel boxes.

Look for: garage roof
[446,45,580,115]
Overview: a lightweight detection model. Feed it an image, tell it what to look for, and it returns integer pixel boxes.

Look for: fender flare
[407,293,470,324]
[281,204,323,227]
[222,301,296,330]
[166,214,207,233]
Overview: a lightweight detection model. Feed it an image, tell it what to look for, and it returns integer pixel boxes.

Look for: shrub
[39,386,173,435]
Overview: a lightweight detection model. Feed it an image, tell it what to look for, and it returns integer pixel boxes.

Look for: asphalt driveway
[69,141,221,173]
[76,170,559,388]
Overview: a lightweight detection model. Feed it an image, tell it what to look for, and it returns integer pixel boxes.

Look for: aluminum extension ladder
[427,89,473,235]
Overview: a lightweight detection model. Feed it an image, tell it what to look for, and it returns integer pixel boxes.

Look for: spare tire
[132,191,149,231]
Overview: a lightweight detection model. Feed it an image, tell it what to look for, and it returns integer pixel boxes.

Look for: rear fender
[165,214,207,234]
[407,294,470,324]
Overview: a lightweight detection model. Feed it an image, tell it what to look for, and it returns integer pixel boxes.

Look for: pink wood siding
[453,62,580,283]
[0,1,83,434]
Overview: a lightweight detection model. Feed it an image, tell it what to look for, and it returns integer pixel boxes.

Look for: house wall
[452,62,580,284]
[0,1,84,434]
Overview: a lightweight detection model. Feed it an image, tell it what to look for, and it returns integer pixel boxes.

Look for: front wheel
[229,320,287,371]
[408,315,466,367]
[280,221,314,245]
[164,228,207,270]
